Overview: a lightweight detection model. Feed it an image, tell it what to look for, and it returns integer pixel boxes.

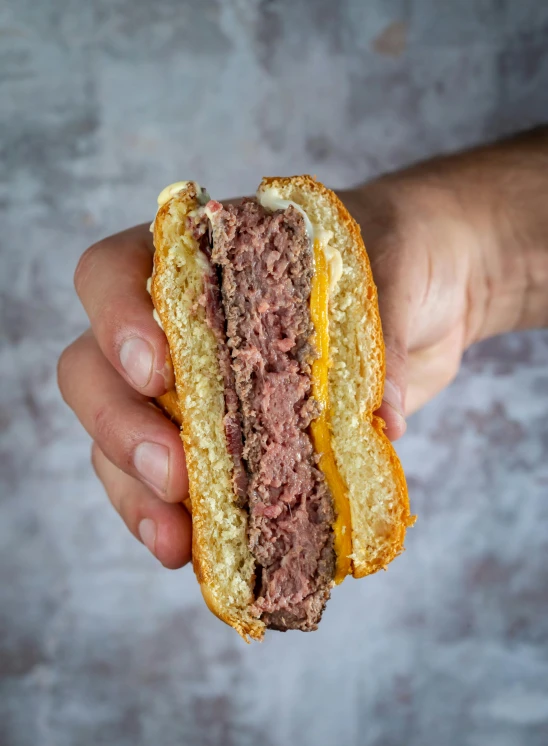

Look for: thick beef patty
[207,199,336,631]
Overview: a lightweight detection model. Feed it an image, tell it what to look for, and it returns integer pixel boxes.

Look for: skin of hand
[57,129,548,567]
[347,126,548,438]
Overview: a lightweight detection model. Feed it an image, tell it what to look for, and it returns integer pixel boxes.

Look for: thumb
[363,230,410,441]
[342,186,411,441]
[376,344,407,441]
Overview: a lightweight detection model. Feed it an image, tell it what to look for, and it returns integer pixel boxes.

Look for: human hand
[58,225,192,568]
[342,177,477,441]
[345,131,548,440]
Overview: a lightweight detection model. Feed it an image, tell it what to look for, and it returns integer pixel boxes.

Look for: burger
[149,177,413,641]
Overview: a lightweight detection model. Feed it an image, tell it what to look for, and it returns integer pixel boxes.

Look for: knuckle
[57,341,78,400]
[92,405,133,470]
[95,296,126,340]
[93,404,117,450]
[90,442,102,476]
[74,240,104,295]
[116,489,134,526]
[57,333,91,401]
[384,342,408,368]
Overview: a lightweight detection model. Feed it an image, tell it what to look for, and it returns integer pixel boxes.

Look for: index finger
[74,224,174,397]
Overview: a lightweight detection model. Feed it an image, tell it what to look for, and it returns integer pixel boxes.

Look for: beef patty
[191,198,336,631]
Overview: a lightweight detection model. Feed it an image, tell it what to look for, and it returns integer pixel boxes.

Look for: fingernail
[382,379,405,418]
[134,442,169,494]
[120,337,154,388]
[138,518,157,555]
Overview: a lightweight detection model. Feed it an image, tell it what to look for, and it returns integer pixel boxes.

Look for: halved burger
[150,177,413,641]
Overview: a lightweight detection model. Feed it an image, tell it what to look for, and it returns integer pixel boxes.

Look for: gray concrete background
[2,1,548,745]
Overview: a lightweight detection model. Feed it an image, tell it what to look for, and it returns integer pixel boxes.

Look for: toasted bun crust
[257,177,414,577]
[151,177,413,640]
[156,390,183,426]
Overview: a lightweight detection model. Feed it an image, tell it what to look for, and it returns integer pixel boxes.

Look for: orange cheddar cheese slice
[309,240,353,583]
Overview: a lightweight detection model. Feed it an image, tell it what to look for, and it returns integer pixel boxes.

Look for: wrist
[458,140,548,342]
[347,130,548,346]
[389,151,539,346]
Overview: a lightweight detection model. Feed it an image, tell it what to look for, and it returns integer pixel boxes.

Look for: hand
[342,178,477,441]
[58,226,192,568]
[345,128,548,440]
[59,130,548,566]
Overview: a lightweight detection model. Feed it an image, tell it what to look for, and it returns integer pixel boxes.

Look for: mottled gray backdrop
[2,1,548,745]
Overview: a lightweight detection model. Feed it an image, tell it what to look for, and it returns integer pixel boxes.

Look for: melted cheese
[309,240,353,583]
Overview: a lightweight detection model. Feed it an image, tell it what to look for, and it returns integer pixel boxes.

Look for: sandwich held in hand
[150,177,414,641]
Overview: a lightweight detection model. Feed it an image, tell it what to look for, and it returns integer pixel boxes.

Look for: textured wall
[2,1,548,745]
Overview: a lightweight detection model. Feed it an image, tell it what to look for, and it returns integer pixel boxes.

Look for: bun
[151,178,413,641]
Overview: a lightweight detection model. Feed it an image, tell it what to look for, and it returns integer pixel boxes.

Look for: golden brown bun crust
[155,390,183,426]
[258,176,414,577]
[154,391,189,511]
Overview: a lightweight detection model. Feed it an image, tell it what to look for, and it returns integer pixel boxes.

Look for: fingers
[363,223,411,441]
[74,224,174,398]
[406,324,465,415]
[58,329,189,504]
[92,443,192,569]
[342,187,410,440]
[375,383,407,441]
[344,184,434,440]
